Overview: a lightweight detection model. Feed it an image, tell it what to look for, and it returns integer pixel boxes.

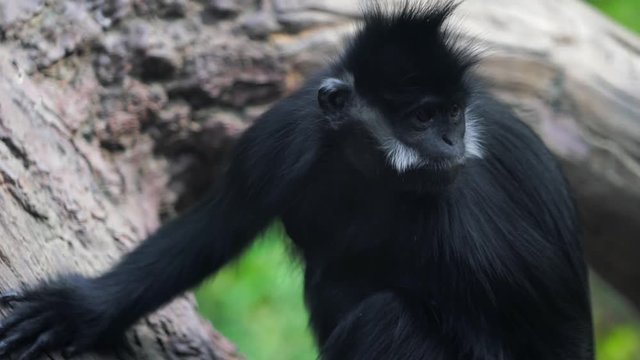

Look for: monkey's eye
[414,106,436,124]
[449,104,461,119]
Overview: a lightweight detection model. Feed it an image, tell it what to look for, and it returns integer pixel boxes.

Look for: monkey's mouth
[421,157,463,172]
[393,160,463,193]
[422,162,462,183]
[414,154,464,176]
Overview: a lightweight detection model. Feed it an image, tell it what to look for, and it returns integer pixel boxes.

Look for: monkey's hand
[0,274,126,359]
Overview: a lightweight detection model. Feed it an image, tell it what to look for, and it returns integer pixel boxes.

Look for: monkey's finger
[61,332,95,358]
[0,306,37,337]
[0,291,27,306]
[61,345,78,358]
[0,315,50,355]
[0,331,28,356]
[115,338,136,358]
[17,330,57,360]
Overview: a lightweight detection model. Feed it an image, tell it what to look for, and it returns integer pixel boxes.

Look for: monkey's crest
[342,1,476,111]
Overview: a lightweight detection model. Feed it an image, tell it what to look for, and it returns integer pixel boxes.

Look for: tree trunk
[455,0,640,309]
[0,0,639,359]
[0,49,243,359]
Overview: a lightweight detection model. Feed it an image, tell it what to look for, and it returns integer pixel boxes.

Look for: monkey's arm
[0,89,325,358]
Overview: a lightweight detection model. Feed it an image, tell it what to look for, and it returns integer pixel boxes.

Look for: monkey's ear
[318,78,351,115]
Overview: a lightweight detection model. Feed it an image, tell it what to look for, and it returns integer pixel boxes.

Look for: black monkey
[0,2,593,359]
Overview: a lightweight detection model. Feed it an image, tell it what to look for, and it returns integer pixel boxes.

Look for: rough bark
[454,1,640,309]
[0,0,638,359]
[0,48,243,359]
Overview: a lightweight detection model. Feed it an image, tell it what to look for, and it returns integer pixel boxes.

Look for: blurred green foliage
[196,224,317,360]
[588,0,640,32]
[591,275,640,360]
[196,1,640,359]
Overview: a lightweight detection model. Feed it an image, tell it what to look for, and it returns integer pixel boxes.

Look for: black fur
[344,1,475,113]
[0,2,593,359]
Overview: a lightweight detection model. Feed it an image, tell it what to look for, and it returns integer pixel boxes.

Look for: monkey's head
[318,2,481,192]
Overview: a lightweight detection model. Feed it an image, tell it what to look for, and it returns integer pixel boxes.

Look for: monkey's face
[386,97,467,172]
[364,95,470,191]
[319,77,479,191]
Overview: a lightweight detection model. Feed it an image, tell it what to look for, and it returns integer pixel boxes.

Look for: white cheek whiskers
[464,107,484,159]
[381,138,425,173]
